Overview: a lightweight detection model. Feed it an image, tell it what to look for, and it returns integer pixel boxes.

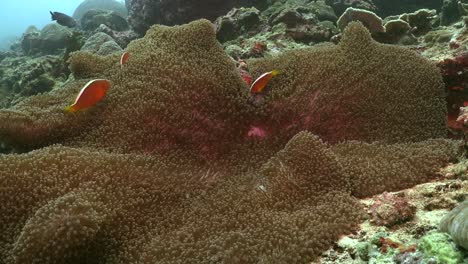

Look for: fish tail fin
[271,70,280,76]
[64,105,76,113]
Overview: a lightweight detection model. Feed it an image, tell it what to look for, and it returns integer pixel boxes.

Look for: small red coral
[251,42,267,56]
[379,237,417,254]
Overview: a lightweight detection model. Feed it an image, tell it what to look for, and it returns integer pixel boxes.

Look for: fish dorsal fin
[73,79,102,105]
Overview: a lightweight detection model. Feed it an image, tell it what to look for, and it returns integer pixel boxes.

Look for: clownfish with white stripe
[65,79,110,112]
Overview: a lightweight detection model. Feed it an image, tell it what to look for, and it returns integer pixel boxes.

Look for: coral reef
[373,0,443,18]
[95,25,139,48]
[384,18,411,36]
[433,46,468,135]
[440,0,460,26]
[264,0,337,25]
[0,55,67,108]
[399,8,437,36]
[265,0,337,44]
[80,32,122,55]
[325,0,378,16]
[337,7,385,33]
[80,10,129,32]
[215,7,266,43]
[218,0,339,59]
[318,178,467,263]
[382,18,413,44]
[125,0,161,35]
[73,0,128,20]
[369,192,417,227]
[419,232,464,263]
[21,24,73,55]
[126,0,269,34]
[0,19,462,263]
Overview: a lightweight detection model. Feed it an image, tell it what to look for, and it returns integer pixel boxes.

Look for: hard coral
[337,7,385,33]
[126,0,268,34]
[326,0,378,16]
[399,9,436,36]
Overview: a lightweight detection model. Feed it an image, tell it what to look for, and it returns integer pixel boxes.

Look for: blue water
[0,0,124,50]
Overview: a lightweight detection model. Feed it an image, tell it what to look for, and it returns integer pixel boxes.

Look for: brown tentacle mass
[0,20,458,263]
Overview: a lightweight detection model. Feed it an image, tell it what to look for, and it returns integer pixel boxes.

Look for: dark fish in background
[50,11,77,28]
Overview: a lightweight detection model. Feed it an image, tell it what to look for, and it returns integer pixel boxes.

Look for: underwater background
[0,0,122,50]
[0,0,467,263]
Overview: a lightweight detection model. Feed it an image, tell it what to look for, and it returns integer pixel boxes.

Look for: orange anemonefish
[250,70,280,94]
[65,79,111,112]
[120,51,130,68]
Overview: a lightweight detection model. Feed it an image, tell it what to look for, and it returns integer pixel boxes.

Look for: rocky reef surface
[0,0,467,263]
